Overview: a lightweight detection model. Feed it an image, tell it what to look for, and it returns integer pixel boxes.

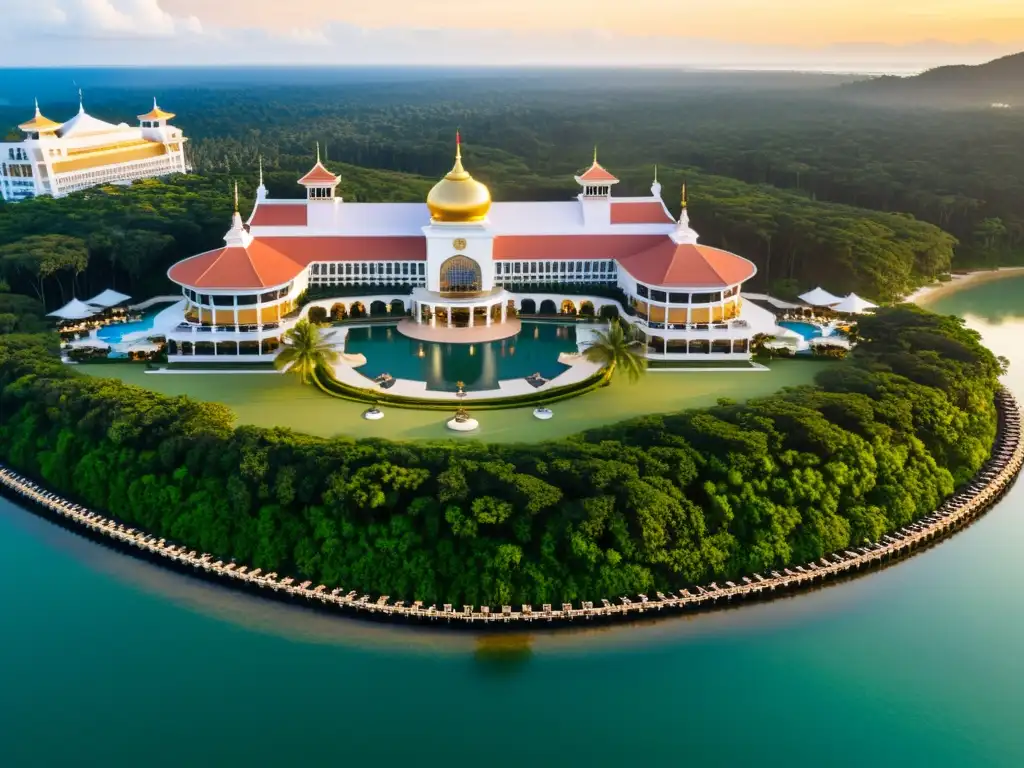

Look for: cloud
[279,27,332,46]
[5,0,204,39]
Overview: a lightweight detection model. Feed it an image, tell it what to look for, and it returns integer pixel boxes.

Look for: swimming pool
[778,321,823,340]
[344,322,579,391]
[95,312,161,345]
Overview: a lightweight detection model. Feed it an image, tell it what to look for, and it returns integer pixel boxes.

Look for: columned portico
[403,287,518,343]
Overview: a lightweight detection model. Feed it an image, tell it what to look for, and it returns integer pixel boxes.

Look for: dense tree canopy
[5,70,1020,306]
[0,305,1001,605]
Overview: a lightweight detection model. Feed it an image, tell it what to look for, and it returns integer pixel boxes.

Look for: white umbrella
[798,287,843,307]
[85,288,131,308]
[831,293,878,314]
[46,299,102,320]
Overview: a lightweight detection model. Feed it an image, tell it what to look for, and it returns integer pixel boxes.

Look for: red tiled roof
[260,237,426,264]
[493,234,664,261]
[577,161,619,183]
[298,161,338,185]
[610,201,674,225]
[250,203,308,227]
[617,241,757,288]
[169,236,427,290]
[168,242,305,290]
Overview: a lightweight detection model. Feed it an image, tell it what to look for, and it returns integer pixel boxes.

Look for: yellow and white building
[1,98,189,202]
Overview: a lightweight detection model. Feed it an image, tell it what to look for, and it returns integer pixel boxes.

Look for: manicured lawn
[76,360,829,443]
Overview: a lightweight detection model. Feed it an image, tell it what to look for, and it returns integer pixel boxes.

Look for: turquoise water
[1,276,1023,765]
[344,321,578,391]
[779,320,824,339]
[95,311,160,344]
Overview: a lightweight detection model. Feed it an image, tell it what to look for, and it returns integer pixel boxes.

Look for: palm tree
[275,318,340,383]
[583,319,647,382]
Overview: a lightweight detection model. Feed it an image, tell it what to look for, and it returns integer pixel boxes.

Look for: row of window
[7,148,28,161]
[309,275,427,288]
[1,163,34,178]
[495,259,617,277]
[634,284,740,304]
[58,156,185,195]
[310,261,425,277]
[182,283,293,307]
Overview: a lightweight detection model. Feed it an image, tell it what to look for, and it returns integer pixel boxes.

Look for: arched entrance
[579,301,595,317]
[350,301,366,319]
[439,255,482,294]
[539,299,557,314]
[370,300,388,316]
[330,303,347,321]
[561,299,577,315]
[520,298,537,314]
[390,299,406,315]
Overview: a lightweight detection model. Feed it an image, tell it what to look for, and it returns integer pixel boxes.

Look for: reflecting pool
[343,321,579,391]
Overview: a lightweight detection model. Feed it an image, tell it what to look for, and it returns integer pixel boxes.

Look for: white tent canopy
[799,287,843,307]
[85,288,131,308]
[831,293,878,314]
[46,298,102,321]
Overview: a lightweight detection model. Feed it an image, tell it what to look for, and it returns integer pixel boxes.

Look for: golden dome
[427,134,491,223]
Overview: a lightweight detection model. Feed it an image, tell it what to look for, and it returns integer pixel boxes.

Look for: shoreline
[908,267,1024,307]
[0,390,1019,630]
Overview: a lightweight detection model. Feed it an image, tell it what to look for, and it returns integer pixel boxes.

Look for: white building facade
[166,142,769,361]
[1,98,189,202]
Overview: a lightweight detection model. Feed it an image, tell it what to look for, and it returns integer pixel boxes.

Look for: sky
[1,0,1022,72]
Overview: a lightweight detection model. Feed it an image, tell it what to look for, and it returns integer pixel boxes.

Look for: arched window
[440,255,481,294]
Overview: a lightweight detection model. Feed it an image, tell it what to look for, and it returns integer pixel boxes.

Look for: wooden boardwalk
[1,389,1020,628]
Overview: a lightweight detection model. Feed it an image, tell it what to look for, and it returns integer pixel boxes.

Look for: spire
[78,88,84,114]
[225,180,252,247]
[153,96,159,111]
[653,164,658,183]
[681,180,688,209]
[256,156,268,203]
[671,179,699,244]
[34,97,41,117]
[651,164,662,199]
[456,129,462,161]
[316,141,321,164]
[447,130,468,179]
[593,145,598,165]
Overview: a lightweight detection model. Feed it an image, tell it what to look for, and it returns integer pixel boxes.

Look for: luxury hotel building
[166,137,764,361]
[1,98,189,202]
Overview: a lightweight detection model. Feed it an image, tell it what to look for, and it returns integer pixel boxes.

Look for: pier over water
[1,390,1020,628]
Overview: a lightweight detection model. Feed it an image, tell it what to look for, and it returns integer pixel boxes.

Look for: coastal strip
[1,389,1020,629]
[908,267,1024,306]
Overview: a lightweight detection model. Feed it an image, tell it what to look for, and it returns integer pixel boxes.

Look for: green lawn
[75,361,828,443]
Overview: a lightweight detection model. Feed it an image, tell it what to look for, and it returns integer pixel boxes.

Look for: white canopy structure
[46,299,101,321]
[831,293,878,314]
[799,287,843,307]
[85,289,131,308]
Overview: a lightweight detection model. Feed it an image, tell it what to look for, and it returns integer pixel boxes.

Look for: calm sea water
[1,277,1023,766]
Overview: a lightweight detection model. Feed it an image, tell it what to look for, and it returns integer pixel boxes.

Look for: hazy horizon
[1,1,1021,74]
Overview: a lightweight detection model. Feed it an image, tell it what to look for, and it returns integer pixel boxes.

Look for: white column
[415,301,421,324]
[447,306,452,328]
[501,302,507,323]
[486,303,492,327]
[468,306,474,328]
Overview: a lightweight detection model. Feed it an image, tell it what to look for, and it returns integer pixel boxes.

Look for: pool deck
[328,351,602,401]
[395,317,522,343]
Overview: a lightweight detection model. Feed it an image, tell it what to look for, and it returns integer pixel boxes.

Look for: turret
[298,143,340,202]
[575,147,618,227]
[138,98,177,141]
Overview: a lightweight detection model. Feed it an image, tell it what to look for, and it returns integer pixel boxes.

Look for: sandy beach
[909,267,1024,307]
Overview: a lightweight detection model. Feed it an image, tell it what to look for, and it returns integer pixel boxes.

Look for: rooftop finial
[258,155,264,186]
[78,87,84,114]
[593,145,598,165]
[34,97,41,116]
[681,180,688,209]
[233,181,239,213]
[153,96,158,110]
[316,141,321,164]
[456,129,462,160]
[653,164,658,183]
